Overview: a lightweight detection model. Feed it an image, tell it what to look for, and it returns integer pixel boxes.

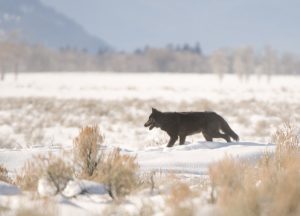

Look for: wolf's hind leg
[212,132,232,142]
[222,134,232,142]
[179,135,186,145]
[167,136,178,147]
[203,133,213,142]
[215,133,231,142]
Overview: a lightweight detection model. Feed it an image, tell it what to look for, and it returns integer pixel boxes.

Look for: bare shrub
[138,171,159,195]
[44,154,73,193]
[272,123,299,156]
[0,164,12,183]
[209,124,300,216]
[208,155,249,205]
[73,125,104,178]
[16,155,44,191]
[73,125,139,200]
[16,154,73,193]
[165,181,197,216]
[94,148,139,201]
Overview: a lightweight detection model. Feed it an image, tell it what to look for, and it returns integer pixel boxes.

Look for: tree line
[0,39,300,80]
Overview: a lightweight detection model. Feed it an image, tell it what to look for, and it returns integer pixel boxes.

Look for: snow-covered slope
[0,72,294,215]
[137,141,275,174]
[0,141,275,176]
[0,141,275,215]
[1,73,299,102]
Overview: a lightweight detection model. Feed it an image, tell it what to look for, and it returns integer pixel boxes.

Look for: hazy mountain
[0,0,110,52]
[40,0,300,54]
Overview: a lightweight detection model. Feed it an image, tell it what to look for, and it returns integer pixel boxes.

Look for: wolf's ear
[152,107,159,113]
[152,107,158,113]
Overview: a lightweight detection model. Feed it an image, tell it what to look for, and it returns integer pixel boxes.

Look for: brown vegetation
[16,154,73,193]
[73,125,104,178]
[209,124,300,216]
[0,164,12,183]
[93,148,140,201]
[73,125,139,200]
[1,97,298,148]
[165,180,197,216]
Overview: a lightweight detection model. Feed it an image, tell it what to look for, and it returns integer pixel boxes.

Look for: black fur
[144,108,239,147]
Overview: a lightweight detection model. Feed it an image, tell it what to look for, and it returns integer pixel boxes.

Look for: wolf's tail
[219,116,239,141]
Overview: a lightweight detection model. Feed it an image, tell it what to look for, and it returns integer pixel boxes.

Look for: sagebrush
[73,125,104,178]
[209,124,300,216]
[16,153,73,193]
[94,148,139,200]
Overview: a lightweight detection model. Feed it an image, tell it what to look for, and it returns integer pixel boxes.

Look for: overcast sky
[41,0,300,54]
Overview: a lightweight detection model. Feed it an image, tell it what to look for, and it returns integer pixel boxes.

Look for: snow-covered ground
[0,141,275,215]
[1,72,299,102]
[0,72,298,215]
[1,72,299,149]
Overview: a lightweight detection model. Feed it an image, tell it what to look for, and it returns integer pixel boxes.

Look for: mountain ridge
[0,0,110,52]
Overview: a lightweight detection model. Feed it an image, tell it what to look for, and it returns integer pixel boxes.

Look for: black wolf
[144,108,239,147]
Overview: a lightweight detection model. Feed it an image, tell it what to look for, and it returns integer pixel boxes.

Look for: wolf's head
[144,108,161,130]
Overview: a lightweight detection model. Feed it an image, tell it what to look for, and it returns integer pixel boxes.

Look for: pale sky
[41,0,300,54]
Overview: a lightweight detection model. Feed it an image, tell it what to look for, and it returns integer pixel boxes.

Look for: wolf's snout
[144,119,152,127]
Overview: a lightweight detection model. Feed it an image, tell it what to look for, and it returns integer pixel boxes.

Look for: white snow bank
[134,141,275,174]
[0,141,276,216]
[38,177,57,197]
[0,141,275,176]
[1,73,299,103]
[62,180,107,198]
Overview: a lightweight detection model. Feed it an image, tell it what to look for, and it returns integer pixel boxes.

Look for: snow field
[0,72,299,215]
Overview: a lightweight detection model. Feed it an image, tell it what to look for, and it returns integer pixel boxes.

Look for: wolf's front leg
[167,136,178,147]
[179,135,186,145]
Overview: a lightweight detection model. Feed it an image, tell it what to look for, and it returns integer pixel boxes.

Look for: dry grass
[165,180,197,216]
[1,97,300,149]
[15,153,73,193]
[94,148,139,201]
[73,125,140,200]
[73,125,104,178]
[208,155,250,205]
[208,124,300,216]
[0,164,12,183]
[272,123,299,155]
[140,171,157,194]
[15,155,45,191]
